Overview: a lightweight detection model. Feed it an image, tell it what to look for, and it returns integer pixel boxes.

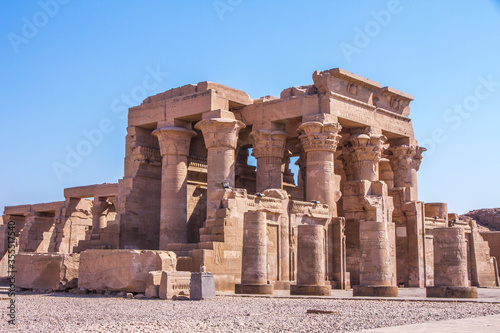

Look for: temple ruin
[2,68,499,296]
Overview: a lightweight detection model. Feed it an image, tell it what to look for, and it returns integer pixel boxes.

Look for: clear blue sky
[1,0,499,215]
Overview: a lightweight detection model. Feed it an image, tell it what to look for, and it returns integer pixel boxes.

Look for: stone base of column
[235,284,274,295]
[353,285,398,297]
[426,286,478,299]
[290,284,332,296]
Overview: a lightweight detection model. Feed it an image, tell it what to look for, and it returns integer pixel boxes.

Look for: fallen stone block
[145,270,162,298]
[78,249,177,292]
[159,271,191,300]
[16,253,79,291]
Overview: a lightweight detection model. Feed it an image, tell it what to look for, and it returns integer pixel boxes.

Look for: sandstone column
[342,131,398,297]
[250,129,288,193]
[387,144,426,288]
[153,126,196,249]
[91,198,111,232]
[426,227,478,298]
[290,224,331,295]
[387,145,426,201]
[297,121,342,211]
[194,118,245,219]
[235,211,273,294]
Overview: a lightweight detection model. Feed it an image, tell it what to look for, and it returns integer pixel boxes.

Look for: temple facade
[2,68,498,295]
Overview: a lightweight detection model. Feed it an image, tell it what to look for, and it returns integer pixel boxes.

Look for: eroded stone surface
[17,253,79,291]
[78,250,176,292]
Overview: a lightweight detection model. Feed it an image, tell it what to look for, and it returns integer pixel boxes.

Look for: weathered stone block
[158,271,191,300]
[353,285,398,297]
[190,272,215,300]
[78,250,176,292]
[426,286,477,298]
[17,253,79,291]
[145,270,162,298]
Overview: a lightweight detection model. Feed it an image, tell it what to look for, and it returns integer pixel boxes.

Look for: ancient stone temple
[1,68,498,296]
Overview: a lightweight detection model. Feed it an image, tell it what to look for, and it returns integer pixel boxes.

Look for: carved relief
[386,145,426,172]
[152,126,196,157]
[194,118,245,149]
[297,121,342,152]
[250,129,288,159]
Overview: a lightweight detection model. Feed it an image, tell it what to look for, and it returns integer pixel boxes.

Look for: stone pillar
[426,227,477,298]
[342,131,398,297]
[386,145,426,288]
[91,198,112,232]
[279,214,290,284]
[250,129,288,193]
[195,118,245,219]
[359,221,393,286]
[425,203,448,222]
[341,132,386,182]
[235,211,273,294]
[298,121,342,211]
[387,145,425,201]
[153,126,196,249]
[290,224,331,296]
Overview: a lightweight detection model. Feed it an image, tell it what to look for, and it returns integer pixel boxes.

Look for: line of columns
[152,114,426,294]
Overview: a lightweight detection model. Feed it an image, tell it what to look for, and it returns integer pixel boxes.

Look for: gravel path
[2,293,500,332]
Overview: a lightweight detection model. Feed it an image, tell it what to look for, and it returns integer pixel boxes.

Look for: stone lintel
[202,109,235,120]
[140,82,252,106]
[315,68,382,91]
[374,87,414,117]
[63,183,119,199]
[4,201,65,216]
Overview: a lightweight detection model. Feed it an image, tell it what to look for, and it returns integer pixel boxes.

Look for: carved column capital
[250,129,288,159]
[194,118,245,149]
[386,145,426,172]
[152,126,196,157]
[343,133,387,162]
[297,121,342,152]
[340,132,386,181]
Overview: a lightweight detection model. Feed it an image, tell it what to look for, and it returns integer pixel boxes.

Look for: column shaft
[298,121,342,212]
[280,215,290,282]
[433,227,468,287]
[236,211,273,294]
[296,224,325,285]
[241,211,267,285]
[195,118,245,219]
[305,150,335,207]
[161,154,189,245]
[153,126,196,249]
[250,129,288,193]
[387,145,425,200]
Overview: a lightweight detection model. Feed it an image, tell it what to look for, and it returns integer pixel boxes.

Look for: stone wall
[481,231,500,264]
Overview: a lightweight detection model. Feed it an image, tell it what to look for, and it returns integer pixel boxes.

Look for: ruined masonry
[2,68,498,296]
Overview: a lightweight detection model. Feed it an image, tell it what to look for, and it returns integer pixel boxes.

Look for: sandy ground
[1,291,500,332]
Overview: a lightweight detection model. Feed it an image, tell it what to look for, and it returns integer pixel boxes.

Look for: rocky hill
[461,208,500,232]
